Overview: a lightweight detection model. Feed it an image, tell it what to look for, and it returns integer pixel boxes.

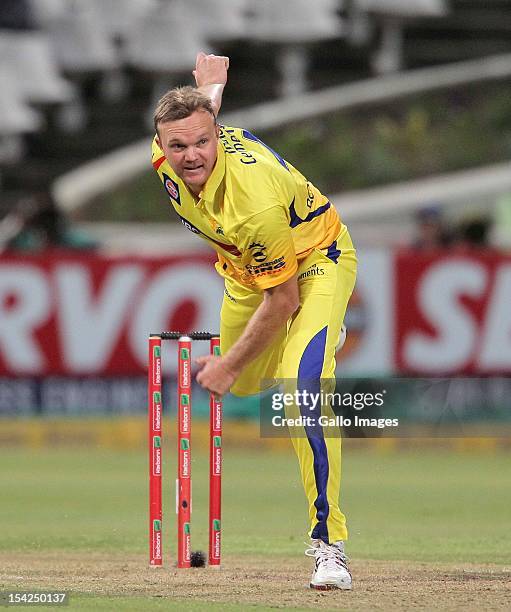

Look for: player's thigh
[280,246,356,380]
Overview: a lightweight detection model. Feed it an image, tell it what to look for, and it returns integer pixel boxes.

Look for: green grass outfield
[0,445,510,609]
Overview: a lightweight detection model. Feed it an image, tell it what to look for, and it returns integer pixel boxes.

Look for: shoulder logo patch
[248,241,267,262]
[163,173,180,205]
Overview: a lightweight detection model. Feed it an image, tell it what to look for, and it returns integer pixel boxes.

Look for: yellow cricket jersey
[151,125,343,290]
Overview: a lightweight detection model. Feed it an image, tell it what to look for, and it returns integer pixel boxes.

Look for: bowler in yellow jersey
[152,53,356,590]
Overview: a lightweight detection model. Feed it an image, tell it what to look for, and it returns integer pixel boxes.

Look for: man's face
[157,110,219,195]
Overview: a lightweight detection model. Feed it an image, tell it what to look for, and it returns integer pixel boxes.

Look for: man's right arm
[196,274,299,396]
[193,52,229,116]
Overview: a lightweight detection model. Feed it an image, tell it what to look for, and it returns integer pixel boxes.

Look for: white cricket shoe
[305,539,352,590]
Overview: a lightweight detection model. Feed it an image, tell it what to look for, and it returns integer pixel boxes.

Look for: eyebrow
[167,134,210,147]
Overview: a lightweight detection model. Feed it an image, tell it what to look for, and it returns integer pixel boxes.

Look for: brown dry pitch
[0,553,510,611]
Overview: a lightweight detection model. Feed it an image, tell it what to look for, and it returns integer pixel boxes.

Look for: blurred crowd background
[1,0,511,432]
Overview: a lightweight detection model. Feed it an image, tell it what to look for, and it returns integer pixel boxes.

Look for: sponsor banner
[179,400,190,434]
[4,249,509,380]
[153,528,162,561]
[212,443,222,476]
[152,436,161,476]
[337,250,394,375]
[0,376,149,415]
[153,347,161,385]
[153,517,162,562]
[184,525,191,561]
[152,392,162,432]
[212,525,221,559]
[212,403,222,431]
[0,253,222,376]
[180,440,190,478]
[179,348,191,388]
[0,377,235,416]
[396,251,511,374]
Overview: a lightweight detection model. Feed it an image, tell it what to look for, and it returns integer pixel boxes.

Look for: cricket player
[152,53,357,590]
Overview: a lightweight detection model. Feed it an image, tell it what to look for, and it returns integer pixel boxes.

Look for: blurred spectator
[453,215,491,250]
[0,0,36,31]
[411,205,452,250]
[0,191,99,252]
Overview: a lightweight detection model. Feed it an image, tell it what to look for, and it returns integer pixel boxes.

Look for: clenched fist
[195,354,238,396]
[193,52,229,88]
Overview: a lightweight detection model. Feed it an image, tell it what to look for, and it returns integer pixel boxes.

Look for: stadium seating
[85,0,157,43]
[41,1,120,74]
[353,0,447,72]
[248,0,343,45]
[122,0,212,125]
[180,0,249,44]
[247,0,345,96]
[3,0,511,215]
[0,65,42,136]
[0,31,75,105]
[123,1,210,73]
[0,65,41,165]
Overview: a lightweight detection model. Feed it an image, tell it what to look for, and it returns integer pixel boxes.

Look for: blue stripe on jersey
[325,239,341,264]
[289,200,331,228]
[298,325,330,544]
[242,129,289,170]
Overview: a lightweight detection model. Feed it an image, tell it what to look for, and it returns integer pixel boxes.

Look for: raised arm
[193,52,229,117]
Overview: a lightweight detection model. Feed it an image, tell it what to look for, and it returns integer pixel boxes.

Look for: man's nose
[184,146,198,161]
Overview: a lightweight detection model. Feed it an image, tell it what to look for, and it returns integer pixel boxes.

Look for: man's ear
[155,134,161,148]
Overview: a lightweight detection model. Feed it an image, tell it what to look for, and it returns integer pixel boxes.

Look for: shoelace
[304,541,350,572]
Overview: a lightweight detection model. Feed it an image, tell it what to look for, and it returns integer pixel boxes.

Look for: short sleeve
[237,206,298,290]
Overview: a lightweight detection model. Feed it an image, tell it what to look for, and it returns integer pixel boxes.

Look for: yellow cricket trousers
[220,228,357,543]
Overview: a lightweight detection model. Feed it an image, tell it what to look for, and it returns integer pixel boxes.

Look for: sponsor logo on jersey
[306,182,315,209]
[298,262,325,281]
[179,215,200,235]
[224,287,237,303]
[248,241,267,262]
[245,256,286,276]
[176,213,242,256]
[163,173,181,204]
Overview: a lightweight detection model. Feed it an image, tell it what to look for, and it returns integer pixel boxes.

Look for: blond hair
[153,86,215,132]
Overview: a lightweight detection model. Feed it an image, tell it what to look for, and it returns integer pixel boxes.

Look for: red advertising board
[395,250,511,374]
[0,252,222,376]
[3,249,511,378]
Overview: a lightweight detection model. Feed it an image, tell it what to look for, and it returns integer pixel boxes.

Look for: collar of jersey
[196,143,225,207]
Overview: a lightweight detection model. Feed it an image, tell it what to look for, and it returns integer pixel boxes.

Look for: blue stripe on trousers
[298,325,330,543]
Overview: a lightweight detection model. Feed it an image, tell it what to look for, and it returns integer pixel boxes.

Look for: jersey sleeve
[151,136,166,173]
[237,206,298,290]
